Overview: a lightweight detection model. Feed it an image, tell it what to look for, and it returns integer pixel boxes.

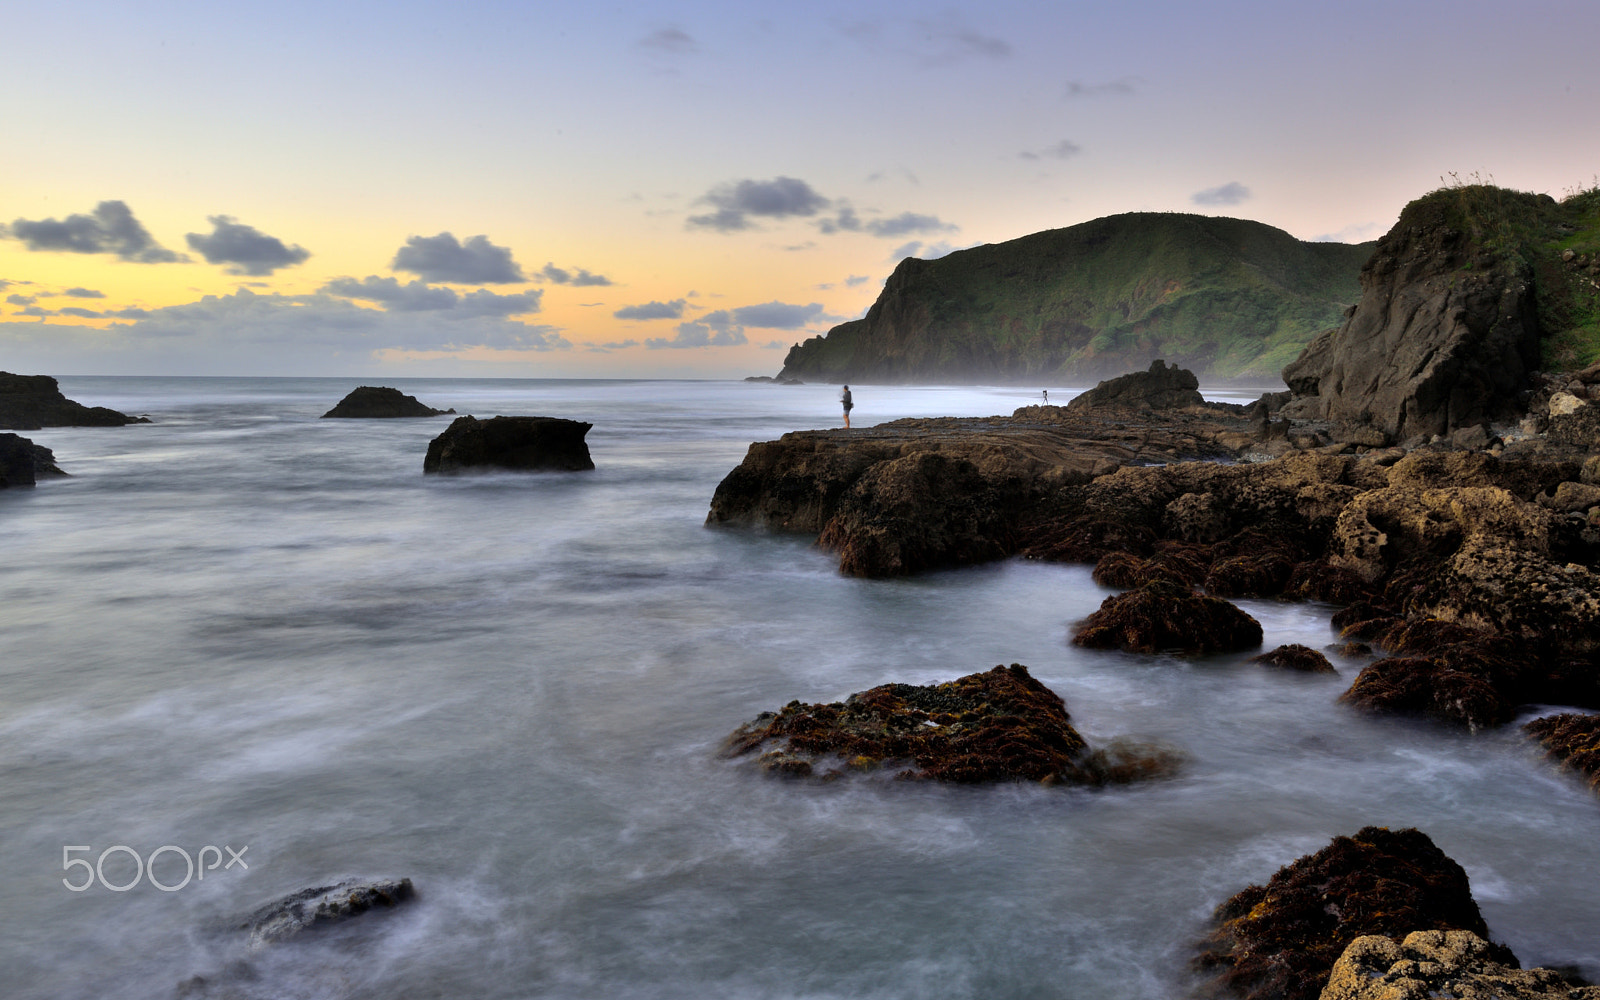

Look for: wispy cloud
[321,276,541,317]
[538,262,612,286]
[1019,139,1083,161]
[1064,78,1139,98]
[1191,182,1252,206]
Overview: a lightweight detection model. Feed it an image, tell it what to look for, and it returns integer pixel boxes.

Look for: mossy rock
[1072,580,1262,655]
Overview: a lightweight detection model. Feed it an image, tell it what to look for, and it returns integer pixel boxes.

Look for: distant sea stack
[0,372,149,429]
[1281,183,1600,446]
[776,213,1373,385]
[423,415,595,474]
[322,386,455,418]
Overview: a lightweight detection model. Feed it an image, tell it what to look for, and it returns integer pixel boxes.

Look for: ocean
[2,376,1597,999]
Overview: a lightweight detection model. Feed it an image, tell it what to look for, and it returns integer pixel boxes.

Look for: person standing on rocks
[841,385,853,429]
[1042,389,1049,405]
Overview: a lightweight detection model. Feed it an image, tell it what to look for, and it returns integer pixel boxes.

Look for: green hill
[777,212,1375,385]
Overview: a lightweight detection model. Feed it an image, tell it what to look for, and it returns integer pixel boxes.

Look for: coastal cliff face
[776,213,1371,384]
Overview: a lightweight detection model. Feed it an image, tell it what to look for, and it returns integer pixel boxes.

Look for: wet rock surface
[322,386,455,418]
[242,877,416,948]
[1319,930,1600,1000]
[423,415,595,473]
[1250,644,1337,673]
[1524,712,1600,796]
[1195,826,1503,1000]
[1072,580,1263,655]
[0,433,66,487]
[723,663,1182,785]
[0,371,149,429]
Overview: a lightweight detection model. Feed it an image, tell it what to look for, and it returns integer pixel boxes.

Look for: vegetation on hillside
[778,213,1374,385]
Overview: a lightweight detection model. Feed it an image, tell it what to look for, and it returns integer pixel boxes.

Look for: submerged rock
[0,371,148,429]
[242,877,416,948]
[0,433,66,487]
[423,415,594,473]
[1195,826,1503,1000]
[1072,580,1263,655]
[1320,930,1599,1000]
[322,386,455,418]
[1524,713,1600,796]
[723,663,1182,785]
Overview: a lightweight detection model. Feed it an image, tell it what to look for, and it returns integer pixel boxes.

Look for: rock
[1195,826,1501,1000]
[1250,644,1337,673]
[242,877,416,947]
[1548,402,1600,450]
[1320,930,1599,1000]
[1524,713,1600,796]
[1550,391,1588,418]
[1537,481,1600,513]
[1339,657,1515,731]
[724,663,1184,784]
[1280,189,1553,443]
[423,415,594,474]
[0,433,66,487]
[1072,579,1263,655]
[1450,424,1493,450]
[0,371,148,429]
[1064,359,1208,414]
[321,386,454,418]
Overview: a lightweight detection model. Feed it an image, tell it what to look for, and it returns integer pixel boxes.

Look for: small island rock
[321,386,455,418]
[0,372,148,429]
[423,415,595,474]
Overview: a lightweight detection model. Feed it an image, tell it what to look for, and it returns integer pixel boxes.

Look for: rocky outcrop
[0,433,66,487]
[1065,359,1209,414]
[1320,930,1600,1000]
[242,877,416,947]
[0,372,148,429]
[1524,713,1600,796]
[322,386,455,418]
[724,663,1183,784]
[423,415,594,474]
[1196,826,1504,1000]
[1072,580,1263,655]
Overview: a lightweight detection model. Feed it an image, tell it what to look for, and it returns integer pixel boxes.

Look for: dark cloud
[646,320,748,349]
[391,232,526,284]
[16,306,52,318]
[7,293,37,306]
[1020,139,1083,161]
[1065,78,1139,98]
[687,177,831,232]
[1192,182,1252,206]
[322,276,540,317]
[640,27,695,53]
[7,200,186,263]
[112,308,151,319]
[613,299,687,320]
[817,206,861,235]
[185,216,311,276]
[57,306,101,319]
[62,287,105,298]
[729,301,826,329]
[539,262,612,286]
[593,339,640,351]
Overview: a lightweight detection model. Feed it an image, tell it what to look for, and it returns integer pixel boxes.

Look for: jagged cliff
[777,213,1373,384]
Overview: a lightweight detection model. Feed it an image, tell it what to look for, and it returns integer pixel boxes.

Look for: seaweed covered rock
[243,877,416,947]
[1339,658,1515,732]
[423,415,594,473]
[1524,713,1600,796]
[0,371,148,429]
[322,386,454,418]
[0,433,66,487]
[1338,618,1547,730]
[723,663,1181,785]
[1196,826,1499,1000]
[1320,930,1597,1000]
[1072,580,1262,655]
[1250,644,1337,674]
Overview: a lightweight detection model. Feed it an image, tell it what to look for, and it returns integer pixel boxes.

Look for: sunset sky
[4,0,1598,378]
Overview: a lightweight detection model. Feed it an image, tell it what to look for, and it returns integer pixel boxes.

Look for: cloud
[640,27,695,54]
[185,216,311,276]
[1311,222,1381,244]
[762,340,789,349]
[539,262,612,286]
[728,301,827,329]
[647,320,748,349]
[687,177,831,232]
[890,240,976,261]
[391,232,525,284]
[1192,182,1252,206]
[7,293,37,306]
[642,300,833,349]
[845,274,870,287]
[62,287,105,298]
[613,299,687,320]
[6,200,186,263]
[57,307,101,319]
[1065,78,1139,98]
[321,275,540,317]
[817,205,956,238]
[843,16,1011,67]
[593,339,639,351]
[1020,139,1083,161]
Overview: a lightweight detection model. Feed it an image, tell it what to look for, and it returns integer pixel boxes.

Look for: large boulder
[1524,713,1600,797]
[423,415,594,474]
[1072,580,1263,655]
[723,663,1182,785]
[1320,930,1598,1000]
[1195,826,1504,1000]
[0,433,66,487]
[0,372,148,429]
[322,386,455,418]
[1281,188,1555,445]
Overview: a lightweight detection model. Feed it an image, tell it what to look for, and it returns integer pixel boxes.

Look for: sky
[3,0,1598,379]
